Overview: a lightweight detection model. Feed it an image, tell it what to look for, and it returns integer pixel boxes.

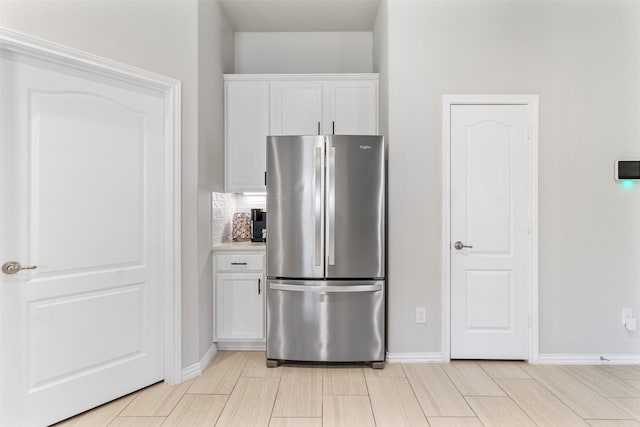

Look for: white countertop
[211,241,266,252]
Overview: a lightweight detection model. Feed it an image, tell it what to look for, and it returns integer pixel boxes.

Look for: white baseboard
[386,352,444,363]
[181,362,201,382]
[538,354,640,365]
[199,343,218,370]
[216,341,266,351]
[181,343,218,382]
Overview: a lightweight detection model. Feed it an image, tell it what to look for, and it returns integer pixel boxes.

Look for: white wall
[197,0,234,361]
[373,2,388,138]
[0,0,232,369]
[234,32,373,73]
[384,0,640,357]
[5,0,638,365]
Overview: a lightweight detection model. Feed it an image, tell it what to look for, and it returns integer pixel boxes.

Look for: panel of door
[270,81,323,136]
[323,80,378,135]
[266,136,325,279]
[450,104,531,360]
[0,50,165,425]
[326,135,385,279]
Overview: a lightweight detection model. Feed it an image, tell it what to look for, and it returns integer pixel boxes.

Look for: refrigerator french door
[266,135,385,364]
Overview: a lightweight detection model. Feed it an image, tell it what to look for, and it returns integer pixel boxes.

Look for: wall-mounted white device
[622,308,637,332]
[615,160,640,180]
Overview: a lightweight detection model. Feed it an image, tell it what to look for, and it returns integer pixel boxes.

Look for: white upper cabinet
[323,80,378,135]
[270,81,323,136]
[224,74,378,192]
[270,78,378,136]
[224,80,270,192]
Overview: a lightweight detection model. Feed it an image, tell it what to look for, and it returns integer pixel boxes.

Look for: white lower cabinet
[213,250,266,350]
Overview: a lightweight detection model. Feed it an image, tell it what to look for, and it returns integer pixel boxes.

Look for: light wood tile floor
[55,352,640,426]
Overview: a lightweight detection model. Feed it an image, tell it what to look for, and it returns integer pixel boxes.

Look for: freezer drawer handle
[269,283,382,293]
[231,262,247,265]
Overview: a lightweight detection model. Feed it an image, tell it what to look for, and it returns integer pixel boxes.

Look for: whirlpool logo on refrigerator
[359,145,372,150]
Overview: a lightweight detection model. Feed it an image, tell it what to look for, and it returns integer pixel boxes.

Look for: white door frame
[441,95,539,363]
[0,28,183,383]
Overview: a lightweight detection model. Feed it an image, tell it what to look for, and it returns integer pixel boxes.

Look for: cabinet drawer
[217,254,264,271]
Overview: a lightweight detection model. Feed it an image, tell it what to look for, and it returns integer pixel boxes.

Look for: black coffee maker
[250,208,267,242]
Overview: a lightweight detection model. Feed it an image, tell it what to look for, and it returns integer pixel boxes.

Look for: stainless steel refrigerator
[266,135,385,367]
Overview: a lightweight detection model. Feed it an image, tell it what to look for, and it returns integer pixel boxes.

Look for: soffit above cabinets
[219,0,381,31]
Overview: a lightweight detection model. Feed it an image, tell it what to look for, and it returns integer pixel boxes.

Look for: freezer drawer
[266,279,385,362]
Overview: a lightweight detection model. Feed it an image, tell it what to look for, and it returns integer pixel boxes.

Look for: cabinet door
[215,272,265,340]
[270,81,323,136]
[225,81,269,192]
[323,80,378,135]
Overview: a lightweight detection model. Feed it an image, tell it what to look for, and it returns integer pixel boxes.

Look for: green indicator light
[621,180,635,189]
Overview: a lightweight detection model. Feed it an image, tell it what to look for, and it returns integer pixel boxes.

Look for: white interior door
[450,103,532,360]
[0,48,166,425]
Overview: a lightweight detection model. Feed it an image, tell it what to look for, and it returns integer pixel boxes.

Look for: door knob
[453,241,473,250]
[2,261,38,275]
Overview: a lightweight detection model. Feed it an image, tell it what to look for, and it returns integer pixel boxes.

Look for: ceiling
[219,0,382,32]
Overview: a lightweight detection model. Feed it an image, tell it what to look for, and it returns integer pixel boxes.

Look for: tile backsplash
[235,193,266,213]
[211,192,267,245]
[211,192,233,245]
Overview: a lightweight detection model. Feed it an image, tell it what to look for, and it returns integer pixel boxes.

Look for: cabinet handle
[231,262,247,265]
[258,278,261,295]
[317,121,320,135]
[264,171,267,186]
[332,121,335,135]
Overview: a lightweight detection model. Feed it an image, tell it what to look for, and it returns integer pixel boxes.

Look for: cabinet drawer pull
[231,262,248,265]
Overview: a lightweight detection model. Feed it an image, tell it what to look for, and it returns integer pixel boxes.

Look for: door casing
[0,27,183,412]
[441,95,539,363]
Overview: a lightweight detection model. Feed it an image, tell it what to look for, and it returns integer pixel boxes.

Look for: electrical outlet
[416,307,426,324]
[622,308,633,324]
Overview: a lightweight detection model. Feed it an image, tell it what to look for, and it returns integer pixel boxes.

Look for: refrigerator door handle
[327,146,336,266]
[270,283,382,293]
[314,146,323,267]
